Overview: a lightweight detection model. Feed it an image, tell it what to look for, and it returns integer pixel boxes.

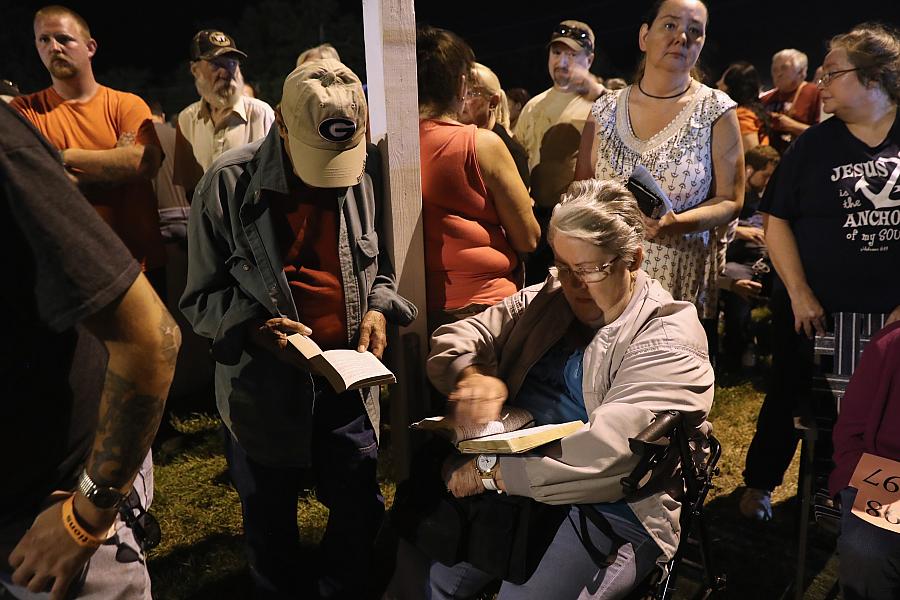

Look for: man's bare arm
[8,274,180,599]
[62,132,162,184]
[83,274,180,495]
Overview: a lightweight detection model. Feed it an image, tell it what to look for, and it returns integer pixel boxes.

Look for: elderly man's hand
[8,495,105,600]
[442,455,484,498]
[246,317,323,373]
[771,112,807,136]
[357,310,387,358]
[449,369,508,424]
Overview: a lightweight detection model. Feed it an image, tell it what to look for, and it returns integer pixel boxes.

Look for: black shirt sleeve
[0,104,140,333]
[759,137,802,220]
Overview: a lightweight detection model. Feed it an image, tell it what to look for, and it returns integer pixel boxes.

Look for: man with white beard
[173,30,274,195]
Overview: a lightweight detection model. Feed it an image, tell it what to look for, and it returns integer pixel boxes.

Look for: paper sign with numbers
[848,452,900,534]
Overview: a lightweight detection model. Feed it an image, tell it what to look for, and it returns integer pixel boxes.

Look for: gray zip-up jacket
[181,127,416,467]
[427,271,713,560]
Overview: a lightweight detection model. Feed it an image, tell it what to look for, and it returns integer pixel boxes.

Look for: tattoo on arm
[153,287,181,368]
[116,132,137,148]
[87,372,164,487]
[86,291,179,488]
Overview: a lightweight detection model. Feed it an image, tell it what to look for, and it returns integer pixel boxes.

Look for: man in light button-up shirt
[173,29,274,196]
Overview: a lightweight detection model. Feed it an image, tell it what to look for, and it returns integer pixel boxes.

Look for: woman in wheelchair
[387,179,714,599]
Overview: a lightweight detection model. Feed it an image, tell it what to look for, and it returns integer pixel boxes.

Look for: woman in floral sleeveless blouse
[575,0,744,324]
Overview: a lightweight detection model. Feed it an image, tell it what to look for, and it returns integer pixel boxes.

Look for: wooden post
[362,0,426,481]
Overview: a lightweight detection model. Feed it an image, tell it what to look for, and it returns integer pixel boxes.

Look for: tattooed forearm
[87,370,165,487]
[62,143,156,184]
[154,290,182,368]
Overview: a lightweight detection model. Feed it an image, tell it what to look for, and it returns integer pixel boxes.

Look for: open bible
[412,406,584,454]
[287,334,396,393]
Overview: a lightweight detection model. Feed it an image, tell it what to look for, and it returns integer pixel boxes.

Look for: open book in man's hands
[411,406,584,454]
[287,334,396,393]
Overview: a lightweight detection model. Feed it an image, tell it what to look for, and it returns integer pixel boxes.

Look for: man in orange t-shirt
[11,5,166,293]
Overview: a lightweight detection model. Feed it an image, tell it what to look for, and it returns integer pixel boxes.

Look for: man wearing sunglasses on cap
[516,20,606,286]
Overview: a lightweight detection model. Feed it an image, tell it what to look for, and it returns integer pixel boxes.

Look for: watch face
[90,487,125,509]
[477,454,497,472]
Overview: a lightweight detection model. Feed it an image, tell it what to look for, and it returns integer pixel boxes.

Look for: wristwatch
[475,454,499,491]
[77,470,128,510]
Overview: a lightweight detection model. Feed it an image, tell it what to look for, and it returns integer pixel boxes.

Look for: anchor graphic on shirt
[855,155,900,209]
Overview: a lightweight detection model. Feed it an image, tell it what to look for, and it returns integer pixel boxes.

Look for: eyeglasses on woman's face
[465,87,491,100]
[549,256,621,284]
[816,67,860,87]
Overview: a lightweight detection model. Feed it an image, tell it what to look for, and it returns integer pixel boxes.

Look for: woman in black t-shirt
[740,23,900,528]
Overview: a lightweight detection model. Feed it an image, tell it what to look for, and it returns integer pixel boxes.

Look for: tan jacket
[427,271,714,560]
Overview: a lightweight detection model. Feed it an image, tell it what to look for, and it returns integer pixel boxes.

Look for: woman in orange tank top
[416,26,540,334]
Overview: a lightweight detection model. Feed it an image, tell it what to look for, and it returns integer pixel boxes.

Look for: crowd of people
[1,1,899,599]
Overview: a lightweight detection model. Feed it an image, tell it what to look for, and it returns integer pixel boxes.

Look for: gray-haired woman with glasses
[388,179,713,599]
[740,22,900,525]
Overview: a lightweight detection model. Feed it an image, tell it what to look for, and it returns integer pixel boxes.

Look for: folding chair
[623,411,725,600]
[793,312,888,599]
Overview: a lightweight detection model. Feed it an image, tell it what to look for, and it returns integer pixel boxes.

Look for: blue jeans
[838,487,900,600]
[388,504,660,600]
[225,379,383,599]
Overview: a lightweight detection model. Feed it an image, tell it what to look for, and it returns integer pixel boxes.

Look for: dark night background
[2,0,898,116]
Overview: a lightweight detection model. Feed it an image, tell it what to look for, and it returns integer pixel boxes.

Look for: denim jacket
[180,128,417,466]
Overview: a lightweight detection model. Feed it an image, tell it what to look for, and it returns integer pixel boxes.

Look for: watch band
[77,469,128,509]
[475,454,499,492]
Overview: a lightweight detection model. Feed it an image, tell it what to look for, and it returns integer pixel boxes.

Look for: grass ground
[147,376,840,599]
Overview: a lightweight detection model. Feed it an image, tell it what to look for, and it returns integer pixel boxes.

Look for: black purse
[389,437,568,585]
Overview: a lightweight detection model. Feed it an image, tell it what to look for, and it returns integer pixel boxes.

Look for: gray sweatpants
[1,453,154,600]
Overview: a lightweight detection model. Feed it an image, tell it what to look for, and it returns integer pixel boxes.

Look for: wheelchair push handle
[631,410,682,448]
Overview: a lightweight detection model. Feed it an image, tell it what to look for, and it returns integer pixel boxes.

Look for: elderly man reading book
[387,179,714,599]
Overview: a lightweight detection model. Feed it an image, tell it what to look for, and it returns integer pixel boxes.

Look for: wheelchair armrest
[628,411,682,455]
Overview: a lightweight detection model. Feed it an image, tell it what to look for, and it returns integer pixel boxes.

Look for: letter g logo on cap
[318,118,357,143]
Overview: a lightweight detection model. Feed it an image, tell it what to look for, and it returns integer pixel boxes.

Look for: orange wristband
[61,495,105,548]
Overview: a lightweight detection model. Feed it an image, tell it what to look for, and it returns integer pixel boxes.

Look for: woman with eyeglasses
[739,23,900,523]
[417,26,540,334]
[459,62,530,188]
[387,179,713,599]
[575,0,744,351]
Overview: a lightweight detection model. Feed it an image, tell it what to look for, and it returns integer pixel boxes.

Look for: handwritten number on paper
[849,454,900,534]
[862,469,900,493]
[863,468,883,487]
[865,500,900,525]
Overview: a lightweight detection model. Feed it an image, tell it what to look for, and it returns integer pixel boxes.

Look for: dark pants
[721,288,753,370]
[743,285,816,490]
[225,380,383,599]
[838,488,900,600]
